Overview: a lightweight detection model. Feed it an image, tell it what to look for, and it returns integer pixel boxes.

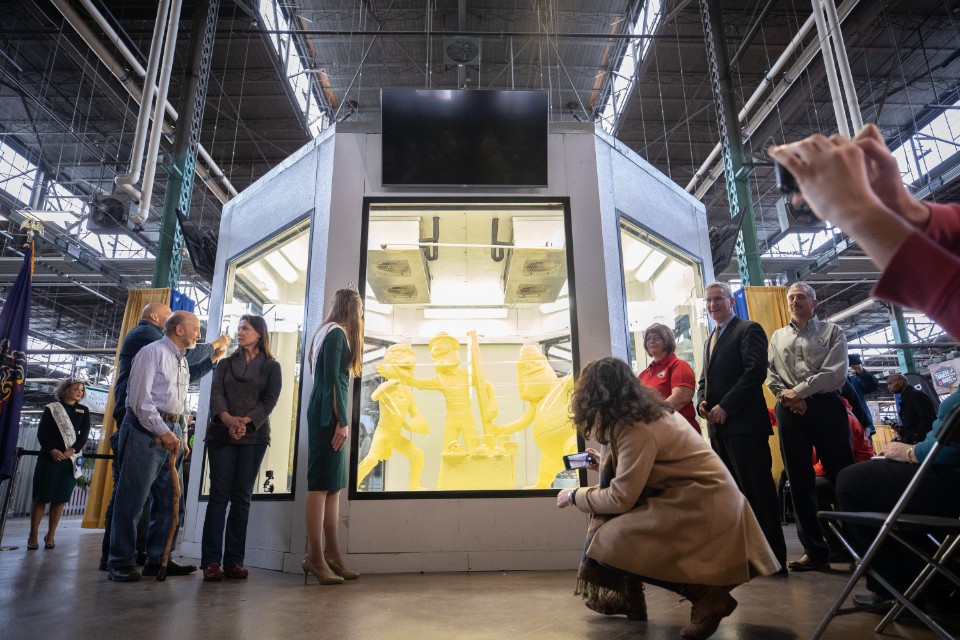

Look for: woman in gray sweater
[200,314,282,581]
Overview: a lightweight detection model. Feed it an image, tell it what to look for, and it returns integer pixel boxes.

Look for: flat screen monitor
[381,89,548,187]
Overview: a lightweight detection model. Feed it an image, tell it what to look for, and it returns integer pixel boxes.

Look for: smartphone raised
[562,452,596,470]
[774,162,799,194]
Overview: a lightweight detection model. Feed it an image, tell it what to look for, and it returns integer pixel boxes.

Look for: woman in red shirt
[637,323,700,433]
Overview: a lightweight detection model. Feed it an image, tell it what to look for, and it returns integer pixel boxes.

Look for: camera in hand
[775,162,799,194]
[262,469,275,493]
[562,452,596,470]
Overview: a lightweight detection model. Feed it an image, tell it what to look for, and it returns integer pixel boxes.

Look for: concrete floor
[1,517,956,640]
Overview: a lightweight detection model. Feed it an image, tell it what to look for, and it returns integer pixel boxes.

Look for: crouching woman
[557,357,779,639]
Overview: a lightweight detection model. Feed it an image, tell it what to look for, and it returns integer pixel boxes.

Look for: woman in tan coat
[557,357,779,639]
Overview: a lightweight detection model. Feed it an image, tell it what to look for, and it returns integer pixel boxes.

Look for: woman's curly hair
[571,357,671,444]
[54,377,86,403]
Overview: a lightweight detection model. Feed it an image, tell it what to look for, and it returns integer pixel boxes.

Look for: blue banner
[170,289,196,313]
[0,241,33,480]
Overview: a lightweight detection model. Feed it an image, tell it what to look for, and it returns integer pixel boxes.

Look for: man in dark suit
[697,282,787,570]
[888,373,937,444]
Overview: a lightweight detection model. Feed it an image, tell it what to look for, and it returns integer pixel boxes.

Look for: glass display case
[353,199,581,495]
[201,218,311,498]
[619,216,708,375]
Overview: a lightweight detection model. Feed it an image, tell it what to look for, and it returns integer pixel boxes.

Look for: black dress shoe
[142,560,197,577]
[107,566,141,582]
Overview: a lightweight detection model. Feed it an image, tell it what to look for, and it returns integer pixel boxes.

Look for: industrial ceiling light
[828,297,877,323]
[16,209,78,226]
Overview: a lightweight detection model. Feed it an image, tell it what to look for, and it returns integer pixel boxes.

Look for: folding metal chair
[811,403,960,640]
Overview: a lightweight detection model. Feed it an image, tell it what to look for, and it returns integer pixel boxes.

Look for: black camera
[774,162,799,194]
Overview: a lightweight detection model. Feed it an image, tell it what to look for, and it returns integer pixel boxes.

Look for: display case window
[618,216,707,375]
[201,218,311,499]
[353,199,581,496]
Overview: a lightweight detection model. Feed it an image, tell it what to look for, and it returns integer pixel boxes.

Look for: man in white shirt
[107,311,201,582]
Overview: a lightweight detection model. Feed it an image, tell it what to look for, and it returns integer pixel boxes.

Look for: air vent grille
[374,260,411,277]
[522,259,562,277]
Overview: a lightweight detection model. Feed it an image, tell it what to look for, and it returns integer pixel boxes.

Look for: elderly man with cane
[107,311,201,582]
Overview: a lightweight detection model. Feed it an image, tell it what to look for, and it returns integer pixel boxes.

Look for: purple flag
[0,240,33,480]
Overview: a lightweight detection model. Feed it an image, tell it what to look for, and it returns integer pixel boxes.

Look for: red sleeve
[873,231,960,339]
[849,415,875,463]
[669,359,696,390]
[923,202,960,252]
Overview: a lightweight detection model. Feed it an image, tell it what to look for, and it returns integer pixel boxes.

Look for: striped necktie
[709,327,720,359]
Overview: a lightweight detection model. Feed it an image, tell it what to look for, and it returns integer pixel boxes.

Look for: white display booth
[180,121,712,573]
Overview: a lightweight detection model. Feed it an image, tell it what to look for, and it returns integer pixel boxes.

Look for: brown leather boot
[680,585,737,639]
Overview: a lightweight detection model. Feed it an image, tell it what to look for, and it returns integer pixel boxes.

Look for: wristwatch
[907,447,916,464]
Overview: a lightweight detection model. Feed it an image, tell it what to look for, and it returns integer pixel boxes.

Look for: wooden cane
[153,440,181,582]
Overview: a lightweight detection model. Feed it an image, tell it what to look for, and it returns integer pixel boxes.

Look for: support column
[153,0,220,289]
[889,305,917,373]
[699,0,764,285]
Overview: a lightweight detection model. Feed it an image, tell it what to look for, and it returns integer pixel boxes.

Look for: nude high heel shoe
[325,556,359,580]
[302,556,344,585]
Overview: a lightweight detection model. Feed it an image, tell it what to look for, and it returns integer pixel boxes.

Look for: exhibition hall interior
[1,1,959,638]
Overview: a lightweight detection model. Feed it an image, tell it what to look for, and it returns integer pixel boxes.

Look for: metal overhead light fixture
[16,209,79,226]
[828,297,877,323]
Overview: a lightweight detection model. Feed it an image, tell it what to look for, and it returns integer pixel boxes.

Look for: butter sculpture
[493,344,577,488]
[357,344,429,490]
[408,332,497,452]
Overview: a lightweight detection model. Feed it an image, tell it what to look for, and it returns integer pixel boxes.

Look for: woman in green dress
[28,378,90,550]
[303,288,363,584]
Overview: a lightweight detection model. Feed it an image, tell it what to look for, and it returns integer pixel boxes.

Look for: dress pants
[836,459,960,595]
[201,441,267,568]
[712,433,788,565]
[776,392,854,560]
[108,413,183,569]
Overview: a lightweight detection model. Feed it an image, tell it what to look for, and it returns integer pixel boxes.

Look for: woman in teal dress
[303,288,363,585]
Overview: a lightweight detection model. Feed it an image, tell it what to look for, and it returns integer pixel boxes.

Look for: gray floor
[1,517,956,640]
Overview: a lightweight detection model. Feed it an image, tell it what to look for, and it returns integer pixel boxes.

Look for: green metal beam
[889,305,917,373]
[153,0,219,289]
[699,0,764,285]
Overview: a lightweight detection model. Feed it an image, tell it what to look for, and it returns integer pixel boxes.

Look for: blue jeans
[200,441,267,567]
[108,413,183,569]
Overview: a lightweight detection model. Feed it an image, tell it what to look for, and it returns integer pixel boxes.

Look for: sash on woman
[46,402,83,479]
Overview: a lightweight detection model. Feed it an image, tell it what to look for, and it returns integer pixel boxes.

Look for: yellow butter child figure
[493,345,577,488]
[408,332,497,452]
[357,344,429,490]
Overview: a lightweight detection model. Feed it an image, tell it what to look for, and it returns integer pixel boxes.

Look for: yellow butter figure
[409,332,497,452]
[357,344,429,490]
[494,344,577,488]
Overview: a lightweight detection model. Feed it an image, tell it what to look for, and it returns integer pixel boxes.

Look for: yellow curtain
[744,286,790,482]
[81,288,171,529]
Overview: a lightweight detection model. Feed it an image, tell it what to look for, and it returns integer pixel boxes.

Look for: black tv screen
[381,89,548,187]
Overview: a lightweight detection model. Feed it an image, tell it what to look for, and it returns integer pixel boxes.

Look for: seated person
[887,374,937,445]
